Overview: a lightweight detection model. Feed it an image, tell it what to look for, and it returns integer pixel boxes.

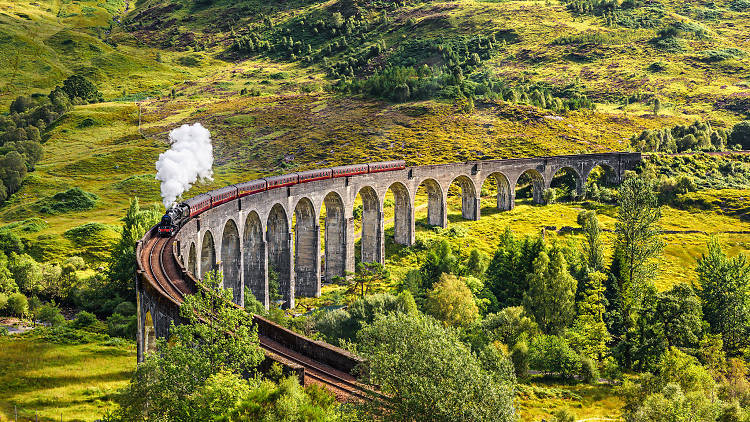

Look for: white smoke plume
[155,123,214,209]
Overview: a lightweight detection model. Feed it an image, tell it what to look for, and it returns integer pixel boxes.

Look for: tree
[612,177,663,367]
[656,283,703,350]
[523,247,577,335]
[578,210,604,272]
[729,120,750,149]
[349,262,389,298]
[6,292,28,317]
[652,97,662,116]
[424,273,479,327]
[356,313,517,421]
[107,198,161,298]
[483,306,538,347]
[59,74,102,104]
[419,239,458,289]
[219,376,339,421]
[0,151,27,194]
[486,228,545,308]
[695,237,750,355]
[109,271,265,420]
[566,271,610,362]
[8,253,43,295]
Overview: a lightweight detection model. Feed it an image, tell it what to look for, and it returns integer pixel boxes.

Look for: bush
[113,301,136,317]
[37,188,98,214]
[6,292,28,317]
[580,356,600,384]
[528,335,582,379]
[37,303,66,327]
[107,313,137,339]
[511,340,529,378]
[0,292,7,313]
[72,311,98,329]
[730,121,750,150]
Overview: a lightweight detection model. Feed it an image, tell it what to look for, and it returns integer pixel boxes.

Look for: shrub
[0,292,7,313]
[528,335,582,379]
[37,303,66,327]
[730,121,750,150]
[37,188,98,214]
[580,356,600,384]
[7,292,28,317]
[113,301,136,316]
[72,311,98,328]
[107,313,137,339]
[511,340,529,378]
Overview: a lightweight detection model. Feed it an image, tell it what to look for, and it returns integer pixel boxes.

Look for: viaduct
[135,152,641,383]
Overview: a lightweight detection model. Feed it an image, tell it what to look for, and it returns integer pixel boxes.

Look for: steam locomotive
[157,160,406,236]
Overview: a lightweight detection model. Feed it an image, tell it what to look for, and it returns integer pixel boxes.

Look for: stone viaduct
[170,152,641,310]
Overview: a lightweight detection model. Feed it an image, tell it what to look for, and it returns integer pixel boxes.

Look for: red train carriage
[368,160,406,173]
[235,180,267,198]
[298,168,333,183]
[331,164,369,178]
[265,173,300,190]
[210,186,238,207]
[186,194,212,218]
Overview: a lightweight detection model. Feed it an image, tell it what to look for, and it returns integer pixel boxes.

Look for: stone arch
[294,197,320,298]
[514,169,545,205]
[356,186,382,264]
[188,242,197,276]
[416,178,446,228]
[448,175,479,221]
[550,166,584,201]
[586,163,618,187]
[385,182,413,245]
[323,191,347,282]
[144,310,156,354]
[244,211,267,308]
[200,230,216,280]
[267,203,293,308]
[481,172,513,211]
[221,219,242,305]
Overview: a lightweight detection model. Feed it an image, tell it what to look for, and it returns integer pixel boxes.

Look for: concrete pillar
[285,230,295,309]
[378,211,385,265]
[345,217,355,274]
[295,223,320,298]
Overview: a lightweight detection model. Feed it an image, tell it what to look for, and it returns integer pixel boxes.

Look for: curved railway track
[140,231,374,401]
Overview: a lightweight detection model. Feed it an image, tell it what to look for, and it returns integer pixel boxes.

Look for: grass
[518,379,623,421]
[0,333,135,421]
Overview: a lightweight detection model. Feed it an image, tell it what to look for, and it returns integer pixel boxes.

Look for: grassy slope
[0,335,135,421]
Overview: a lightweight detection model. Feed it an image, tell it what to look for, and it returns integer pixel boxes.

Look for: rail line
[140,230,373,400]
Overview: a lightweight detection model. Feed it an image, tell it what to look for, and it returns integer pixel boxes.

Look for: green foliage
[109,270,265,421]
[37,187,98,214]
[37,302,66,327]
[700,48,746,63]
[8,253,43,295]
[106,198,161,299]
[567,271,610,363]
[631,120,728,153]
[486,228,545,308]
[218,375,340,422]
[356,313,516,421]
[642,154,750,192]
[106,312,137,339]
[511,340,529,378]
[578,210,604,272]
[730,121,750,150]
[528,334,582,379]
[483,306,539,347]
[523,247,577,335]
[695,237,750,356]
[72,311,98,329]
[424,273,479,327]
[57,74,103,104]
[0,292,7,313]
[6,291,28,317]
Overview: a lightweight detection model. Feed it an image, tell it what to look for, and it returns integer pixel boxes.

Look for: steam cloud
[155,123,214,209]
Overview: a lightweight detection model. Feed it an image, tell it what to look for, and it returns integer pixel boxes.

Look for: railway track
[141,230,373,401]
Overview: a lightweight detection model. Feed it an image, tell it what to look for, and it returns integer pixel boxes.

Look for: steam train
[157,160,406,236]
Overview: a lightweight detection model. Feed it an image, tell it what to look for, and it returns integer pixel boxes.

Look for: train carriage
[298,168,333,183]
[186,194,212,218]
[235,179,267,198]
[331,164,369,178]
[368,160,406,173]
[265,173,300,190]
[210,186,238,207]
